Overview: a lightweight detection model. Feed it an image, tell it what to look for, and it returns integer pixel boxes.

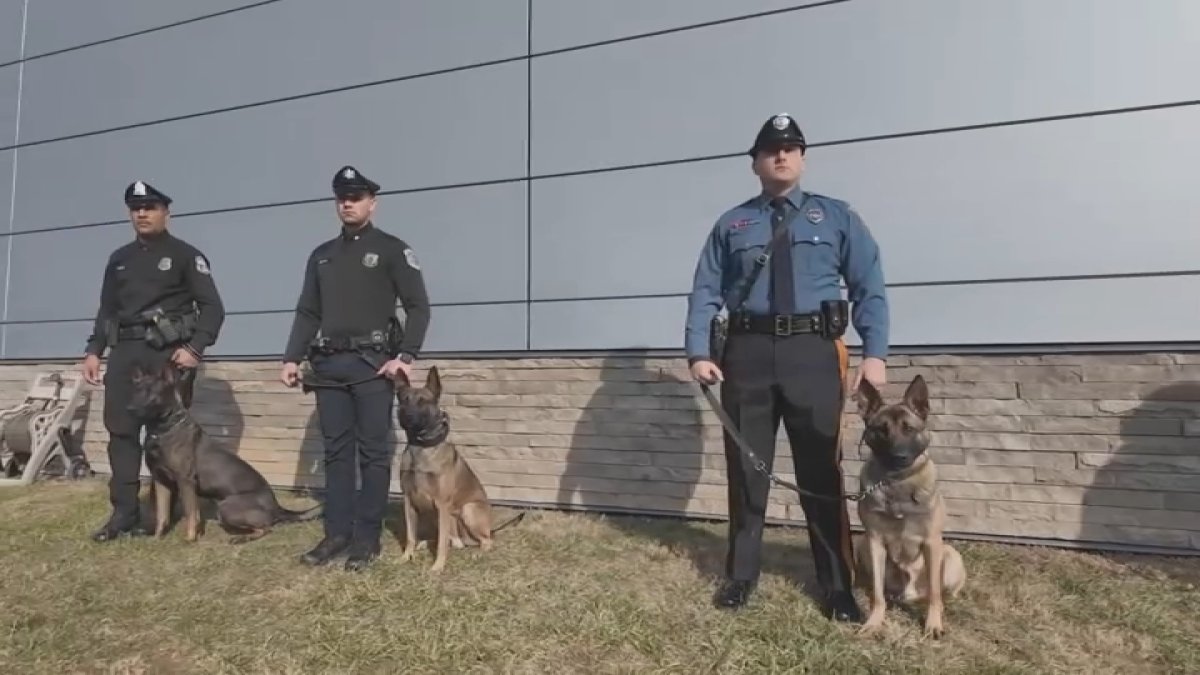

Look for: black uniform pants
[719,331,855,596]
[309,351,395,545]
[102,341,197,525]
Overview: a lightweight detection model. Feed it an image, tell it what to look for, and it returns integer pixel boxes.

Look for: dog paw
[858,615,886,636]
[429,562,446,574]
[922,619,945,640]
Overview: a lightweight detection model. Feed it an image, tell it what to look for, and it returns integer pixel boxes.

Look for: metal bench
[0,371,93,486]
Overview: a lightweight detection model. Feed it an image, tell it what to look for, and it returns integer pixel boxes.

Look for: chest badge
[806,207,825,224]
[362,252,379,268]
[157,257,172,271]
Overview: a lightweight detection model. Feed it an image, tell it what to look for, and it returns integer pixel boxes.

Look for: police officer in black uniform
[684,114,890,621]
[281,165,431,571]
[81,180,226,542]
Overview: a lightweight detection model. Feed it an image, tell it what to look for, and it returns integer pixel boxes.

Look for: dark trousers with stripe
[719,332,855,595]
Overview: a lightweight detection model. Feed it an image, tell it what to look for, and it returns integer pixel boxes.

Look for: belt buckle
[774,315,793,337]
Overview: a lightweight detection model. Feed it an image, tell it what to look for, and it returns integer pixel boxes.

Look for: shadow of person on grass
[557,353,820,603]
[1084,380,1200,582]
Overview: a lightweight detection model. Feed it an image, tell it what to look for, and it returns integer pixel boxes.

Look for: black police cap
[332,165,381,197]
[123,180,172,208]
[748,113,807,156]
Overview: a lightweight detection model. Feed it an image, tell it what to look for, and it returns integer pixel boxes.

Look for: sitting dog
[127,362,322,544]
[853,374,966,638]
[394,365,523,572]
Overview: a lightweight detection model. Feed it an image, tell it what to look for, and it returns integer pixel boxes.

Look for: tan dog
[853,374,966,638]
[393,366,523,572]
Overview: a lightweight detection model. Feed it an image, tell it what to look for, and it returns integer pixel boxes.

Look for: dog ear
[392,367,412,390]
[855,378,884,419]
[903,374,931,420]
[426,365,442,401]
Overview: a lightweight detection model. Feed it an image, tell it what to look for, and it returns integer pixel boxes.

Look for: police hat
[748,113,807,156]
[123,180,172,208]
[332,165,380,197]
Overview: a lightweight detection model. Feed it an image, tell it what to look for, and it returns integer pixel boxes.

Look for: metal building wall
[2,0,1197,359]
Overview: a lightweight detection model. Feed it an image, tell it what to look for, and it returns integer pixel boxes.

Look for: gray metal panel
[529,275,1200,351]
[530,0,805,52]
[0,66,18,146]
[4,319,93,359]
[530,0,1200,175]
[5,223,132,322]
[0,0,24,64]
[530,297,686,351]
[12,60,528,232]
[22,0,259,57]
[20,0,528,142]
[531,106,1200,300]
[0,149,12,322]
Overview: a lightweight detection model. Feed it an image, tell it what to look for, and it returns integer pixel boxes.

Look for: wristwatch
[397,352,415,364]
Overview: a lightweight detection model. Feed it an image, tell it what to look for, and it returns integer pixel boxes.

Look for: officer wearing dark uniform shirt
[80,180,226,542]
[281,165,431,571]
[684,113,890,622]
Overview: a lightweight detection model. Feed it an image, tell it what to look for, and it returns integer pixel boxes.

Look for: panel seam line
[3,0,30,357]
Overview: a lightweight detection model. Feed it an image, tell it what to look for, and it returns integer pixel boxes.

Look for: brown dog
[393,365,523,572]
[853,374,966,638]
[128,362,322,543]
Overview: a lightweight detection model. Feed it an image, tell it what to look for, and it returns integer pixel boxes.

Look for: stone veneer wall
[3,352,1198,554]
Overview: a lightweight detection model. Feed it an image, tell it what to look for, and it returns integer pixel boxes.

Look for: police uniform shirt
[283,222,430,363]
[85,232,225,356]
[684,185,889,360]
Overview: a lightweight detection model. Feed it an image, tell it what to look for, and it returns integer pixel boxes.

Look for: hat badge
[771,114,791,131]
[133,181,147,196]
[343,168,356,179]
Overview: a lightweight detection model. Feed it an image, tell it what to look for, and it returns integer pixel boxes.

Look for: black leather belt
[728,312,821,337]
[117,325,149,341]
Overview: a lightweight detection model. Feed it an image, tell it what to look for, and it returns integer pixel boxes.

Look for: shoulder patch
[403,247,421,270]
[195,255,210,275]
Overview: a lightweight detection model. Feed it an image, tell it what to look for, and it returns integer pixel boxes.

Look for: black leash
[698,382,875,503]
[299,353,390,391]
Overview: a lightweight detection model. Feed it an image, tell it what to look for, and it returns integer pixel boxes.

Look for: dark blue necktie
[769,197,795,315]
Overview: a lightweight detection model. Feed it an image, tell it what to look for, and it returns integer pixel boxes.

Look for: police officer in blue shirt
[684,113,889,621]
[281,165,431,571]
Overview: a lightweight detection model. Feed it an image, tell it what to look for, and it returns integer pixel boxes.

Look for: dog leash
[698,382,877,503]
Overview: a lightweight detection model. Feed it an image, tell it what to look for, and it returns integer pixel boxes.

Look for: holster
[818,299,849,339]
[140,309,197,350]
[708,315,729,368]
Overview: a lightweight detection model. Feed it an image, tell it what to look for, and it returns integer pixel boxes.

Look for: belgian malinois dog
[393,365,524,572]
[854,374,966,638]
[127,362,322,544]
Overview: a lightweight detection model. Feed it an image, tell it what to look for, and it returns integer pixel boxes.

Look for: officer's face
[752,145,805,187]
[335,192,376,226]
[128,203,169,236]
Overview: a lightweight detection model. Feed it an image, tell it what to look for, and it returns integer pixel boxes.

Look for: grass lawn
[0,480,1197,674]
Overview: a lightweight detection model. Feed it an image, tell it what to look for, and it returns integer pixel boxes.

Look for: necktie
[769,197,795,315]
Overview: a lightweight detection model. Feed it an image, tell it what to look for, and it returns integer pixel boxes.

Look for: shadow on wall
[556,354,819,592]
[1085,381,1200,565]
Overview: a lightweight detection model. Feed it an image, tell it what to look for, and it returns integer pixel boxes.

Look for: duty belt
[312,329,389,353]
[116,324,150,341]
[728,311,822,337]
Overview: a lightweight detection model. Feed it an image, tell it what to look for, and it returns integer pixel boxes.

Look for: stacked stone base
[3,352,1197,554]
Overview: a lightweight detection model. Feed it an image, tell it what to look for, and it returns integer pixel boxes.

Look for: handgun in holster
[708,314,729,368]
[140,308,197,349]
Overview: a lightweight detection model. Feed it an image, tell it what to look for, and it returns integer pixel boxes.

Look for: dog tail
[274,503,324,524]
[490,511,527,534]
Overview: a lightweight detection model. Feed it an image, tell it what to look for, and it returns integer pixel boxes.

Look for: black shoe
[299,535,351,566]
[824,590,863,623]
[90,517,147,543]
[343,540,381,572]
[713,579,755,610]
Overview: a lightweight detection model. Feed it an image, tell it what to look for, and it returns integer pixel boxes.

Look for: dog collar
[403,411,450,447]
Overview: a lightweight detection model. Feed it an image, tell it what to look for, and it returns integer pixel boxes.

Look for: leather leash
[698,382,877,503]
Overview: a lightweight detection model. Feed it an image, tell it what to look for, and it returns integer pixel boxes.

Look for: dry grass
[0,480,1197,674]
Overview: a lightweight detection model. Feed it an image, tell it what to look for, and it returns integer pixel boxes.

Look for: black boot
[90,514,147,543]
[343,538,381,572]
[299,535,351,566]
[713,579,756,609]
[823,590,864,623]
